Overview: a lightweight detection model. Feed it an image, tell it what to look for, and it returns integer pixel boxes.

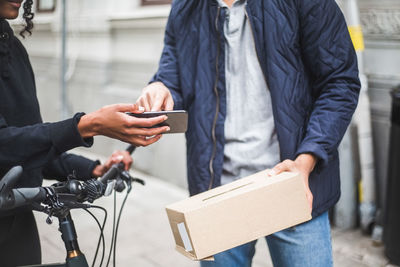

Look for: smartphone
[126,110,188,134]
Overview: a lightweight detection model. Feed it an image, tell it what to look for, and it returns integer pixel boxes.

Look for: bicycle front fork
[23,212,89,267]
[59,213,89,267]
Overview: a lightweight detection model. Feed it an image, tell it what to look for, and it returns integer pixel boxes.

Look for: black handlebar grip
[126,145,136,154]
[12,188,47,209]
[0,166,23,194]
[0,166,23,210]
[99,165,120,184]
[97,145,135,186]
[0,187,47,210]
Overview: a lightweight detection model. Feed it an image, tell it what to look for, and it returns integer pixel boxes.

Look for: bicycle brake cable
[86,205,107,267]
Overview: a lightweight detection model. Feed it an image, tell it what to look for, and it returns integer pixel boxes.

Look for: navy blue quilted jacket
[151,0,360,217]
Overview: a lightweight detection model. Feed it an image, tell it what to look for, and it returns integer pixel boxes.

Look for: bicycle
[0,145,144,267]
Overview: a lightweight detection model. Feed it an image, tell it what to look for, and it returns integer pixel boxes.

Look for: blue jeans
[200,212,333,267]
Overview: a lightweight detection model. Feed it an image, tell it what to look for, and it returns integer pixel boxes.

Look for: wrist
[92,164,105,177]
[77,113,99,138]
[153,81,164,87]
[295,153,317,175]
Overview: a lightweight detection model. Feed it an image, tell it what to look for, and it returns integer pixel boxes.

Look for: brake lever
[114,178,126,193]
[132,178,145,186]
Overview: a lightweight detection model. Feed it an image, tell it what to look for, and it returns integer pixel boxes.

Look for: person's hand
[92,150,133,177]
[267,154,317,211]
[78,103,170,146]
[136,82,174,111]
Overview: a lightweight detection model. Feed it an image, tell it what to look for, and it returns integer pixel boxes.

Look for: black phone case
[126,110,188,134]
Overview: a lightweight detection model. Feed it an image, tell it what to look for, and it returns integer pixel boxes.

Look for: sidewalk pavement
[35,152,398,267]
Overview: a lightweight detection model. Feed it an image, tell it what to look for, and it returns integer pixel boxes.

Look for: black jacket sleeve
[42,153,100,181]
[0,112,94,171]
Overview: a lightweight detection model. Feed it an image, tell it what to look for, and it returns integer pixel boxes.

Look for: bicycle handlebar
[0,168,111,211]
[0,145,139,212]
[0,166,44,210]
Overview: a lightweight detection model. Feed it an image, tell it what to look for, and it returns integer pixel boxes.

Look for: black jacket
[0,19,98,194]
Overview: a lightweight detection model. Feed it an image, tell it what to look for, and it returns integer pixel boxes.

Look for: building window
[36,0,56,13]
[141,0,172,5]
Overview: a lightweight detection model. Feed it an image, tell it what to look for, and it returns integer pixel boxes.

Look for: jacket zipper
[208,6,221,190]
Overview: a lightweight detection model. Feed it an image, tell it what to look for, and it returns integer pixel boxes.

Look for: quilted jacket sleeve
[150,2,183,110]
[295,0,360,166]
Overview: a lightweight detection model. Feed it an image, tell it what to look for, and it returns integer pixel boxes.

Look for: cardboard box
[165,171,312,261]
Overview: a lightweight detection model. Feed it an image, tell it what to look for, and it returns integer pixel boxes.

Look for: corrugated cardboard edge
[166,208,208,260]
[175,246,215,261]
